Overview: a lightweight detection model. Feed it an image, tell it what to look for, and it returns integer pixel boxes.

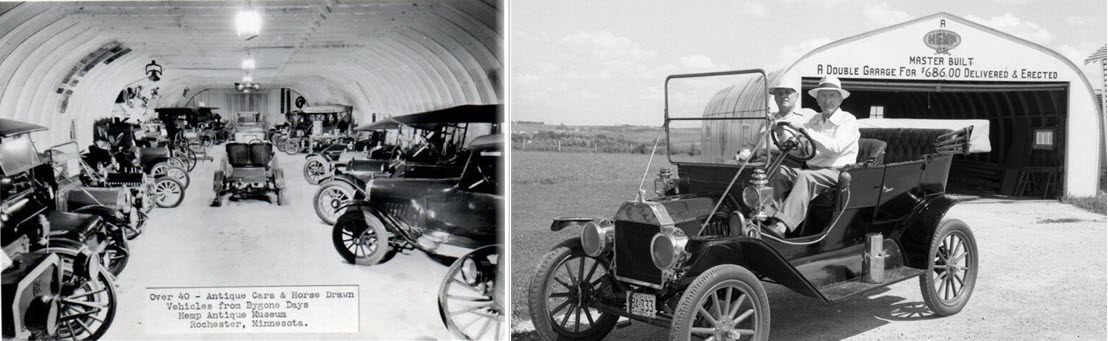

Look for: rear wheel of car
[151,163,190,189]
[153,177,185,208]
[283,139,300,155]
[303,156,329,185]
[528,239,618,341]
[919,219,978,317]
[314,181,355,225]
[670,264,770,341]
[332,210,395,265]
[438,245,503,341]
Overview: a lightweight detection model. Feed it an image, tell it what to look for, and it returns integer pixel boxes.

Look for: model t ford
[527,70,981,340]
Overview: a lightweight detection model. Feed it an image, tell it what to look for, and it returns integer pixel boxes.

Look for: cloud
[737,2,767,17]
[862,3,911,27]
[679,55,723,70]
[1065,16,1088,26]
[1054,43,1101,67]
[966,13,1053,45]
[778,37,833,65]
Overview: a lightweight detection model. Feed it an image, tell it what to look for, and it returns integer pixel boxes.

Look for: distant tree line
[512,131,700,155]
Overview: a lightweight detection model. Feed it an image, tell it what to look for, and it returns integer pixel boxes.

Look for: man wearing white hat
[765,75,860,238]
[736,75,815,161]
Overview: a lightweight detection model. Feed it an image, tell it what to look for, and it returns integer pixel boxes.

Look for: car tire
[151,163,191,189]
[153,177,186,208]
[438,245,502,341]
[41,247,118,340]
[670,264,770,341]
[528,238,618,341]
[332,210,395,266]
[303,156,328,185]
[919,219,978,317]
[314,181,355,225]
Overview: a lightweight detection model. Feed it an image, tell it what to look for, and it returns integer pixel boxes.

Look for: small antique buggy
[211,142,286,206]
[527,70,984,341]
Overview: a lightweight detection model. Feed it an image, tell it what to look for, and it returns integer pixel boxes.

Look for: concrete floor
[102,146,456,340]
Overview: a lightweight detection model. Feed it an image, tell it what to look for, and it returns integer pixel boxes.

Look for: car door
[873,160,925,223]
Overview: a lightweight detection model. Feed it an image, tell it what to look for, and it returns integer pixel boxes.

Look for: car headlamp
[580,220,614,257]
[650,230,689,270]
[741,186,774,208]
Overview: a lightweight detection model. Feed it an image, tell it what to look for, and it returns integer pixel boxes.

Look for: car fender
[325,174,365,194]
[143,156,171,173]
[549,217,599,231]
[71,205,126,227]
[892,194,975,269]
[682,237,826,301]
[338,199,401,235]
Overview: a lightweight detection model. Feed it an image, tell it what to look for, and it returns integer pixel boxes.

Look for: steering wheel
[770,121,817,161]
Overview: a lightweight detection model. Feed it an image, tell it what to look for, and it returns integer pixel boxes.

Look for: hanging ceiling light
[242,58,255,70]
[235,9,262,40]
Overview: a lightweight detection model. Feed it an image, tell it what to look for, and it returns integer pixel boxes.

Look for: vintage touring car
[527,70,982,341]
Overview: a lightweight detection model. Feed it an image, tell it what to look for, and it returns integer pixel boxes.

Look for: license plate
[628,292,656,318]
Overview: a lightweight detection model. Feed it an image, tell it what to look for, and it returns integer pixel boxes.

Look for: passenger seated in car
[765,75,859,238]
[85,138,115,174]
[737,75,816,164]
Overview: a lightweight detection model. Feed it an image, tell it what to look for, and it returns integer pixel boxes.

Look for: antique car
[279,105,353,155]
[527,70,982,341]
[231,111,269,143]
[211,142,285,206]
[312,104,501,225]
[1,119,119,340]
[95,119,193,183]
[46,141,148,240]
[330,133,502,339]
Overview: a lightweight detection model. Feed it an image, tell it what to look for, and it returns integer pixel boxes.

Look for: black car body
[528,70,983,341]
[312,104,501,225]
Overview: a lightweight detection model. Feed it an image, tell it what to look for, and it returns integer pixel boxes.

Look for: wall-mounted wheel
[670,264,770,341]
[332,210,395,265]
[151,163,190,189]
[314,181,355,225]
[153,177,185,208]
[919,219,978,317]
[439,245,503,341]
[303,156,329,185]
[527,239,618,341]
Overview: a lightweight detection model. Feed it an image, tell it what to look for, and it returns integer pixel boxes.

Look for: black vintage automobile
[330,133,503,340]
[1,119,119,339]
[211,142,286,206]
[527,70,982,341]
[46,141,148,240]
[279,105,352,155]
[312,104,500,225]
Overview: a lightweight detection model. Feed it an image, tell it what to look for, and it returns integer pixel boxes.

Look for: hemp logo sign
[924,29,961,55]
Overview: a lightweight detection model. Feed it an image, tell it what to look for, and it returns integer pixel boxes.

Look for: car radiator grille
[614,220,661,287]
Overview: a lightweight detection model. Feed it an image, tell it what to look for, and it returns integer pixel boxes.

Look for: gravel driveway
[513,198,1107,340]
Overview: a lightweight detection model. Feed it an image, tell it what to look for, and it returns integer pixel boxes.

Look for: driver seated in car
[765,75,859,238]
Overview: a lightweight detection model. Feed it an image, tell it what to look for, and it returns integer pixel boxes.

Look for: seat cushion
[860,128,953,164]
[225,143,252,167]
[856,138,887,166]
[249,143,273,167]
[44,210,101,242]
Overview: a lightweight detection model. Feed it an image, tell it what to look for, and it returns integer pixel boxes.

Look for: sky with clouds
[509,0,1107,126]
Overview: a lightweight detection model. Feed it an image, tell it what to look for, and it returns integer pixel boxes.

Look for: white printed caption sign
[144,285,359,333]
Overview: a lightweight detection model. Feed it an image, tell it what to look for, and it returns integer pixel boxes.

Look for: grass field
[510,151,672,326]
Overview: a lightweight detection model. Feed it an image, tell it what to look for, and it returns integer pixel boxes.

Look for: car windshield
[0,134,41,175]
[665,70,772,165]
[45,141,82,179]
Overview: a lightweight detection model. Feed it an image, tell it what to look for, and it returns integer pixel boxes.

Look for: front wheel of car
[670,264,770,341]
[919,219,978,317]
[153,177,186,208]
[303,156,329,185]
[314,181,355,225]
[332,210,395,265]
[528,239,618,341]
[151,163,191,189]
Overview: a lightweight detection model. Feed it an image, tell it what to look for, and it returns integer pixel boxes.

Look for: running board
[819,266,925,302]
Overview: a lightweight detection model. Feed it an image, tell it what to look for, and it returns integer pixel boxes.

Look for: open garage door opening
[802,78,1069,197]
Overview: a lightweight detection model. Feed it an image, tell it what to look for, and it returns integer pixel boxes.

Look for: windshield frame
[663,69,773,167]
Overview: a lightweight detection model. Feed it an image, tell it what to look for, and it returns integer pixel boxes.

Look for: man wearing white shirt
[765,75,860,238]
[738,76,815,161]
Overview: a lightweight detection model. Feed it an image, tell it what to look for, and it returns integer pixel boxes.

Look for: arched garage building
[0,0,502,147]
[712,12,1102,198]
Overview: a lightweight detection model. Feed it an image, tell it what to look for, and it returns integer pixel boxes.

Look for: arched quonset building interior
[708,13,1103,198]
[0,0,502,147]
